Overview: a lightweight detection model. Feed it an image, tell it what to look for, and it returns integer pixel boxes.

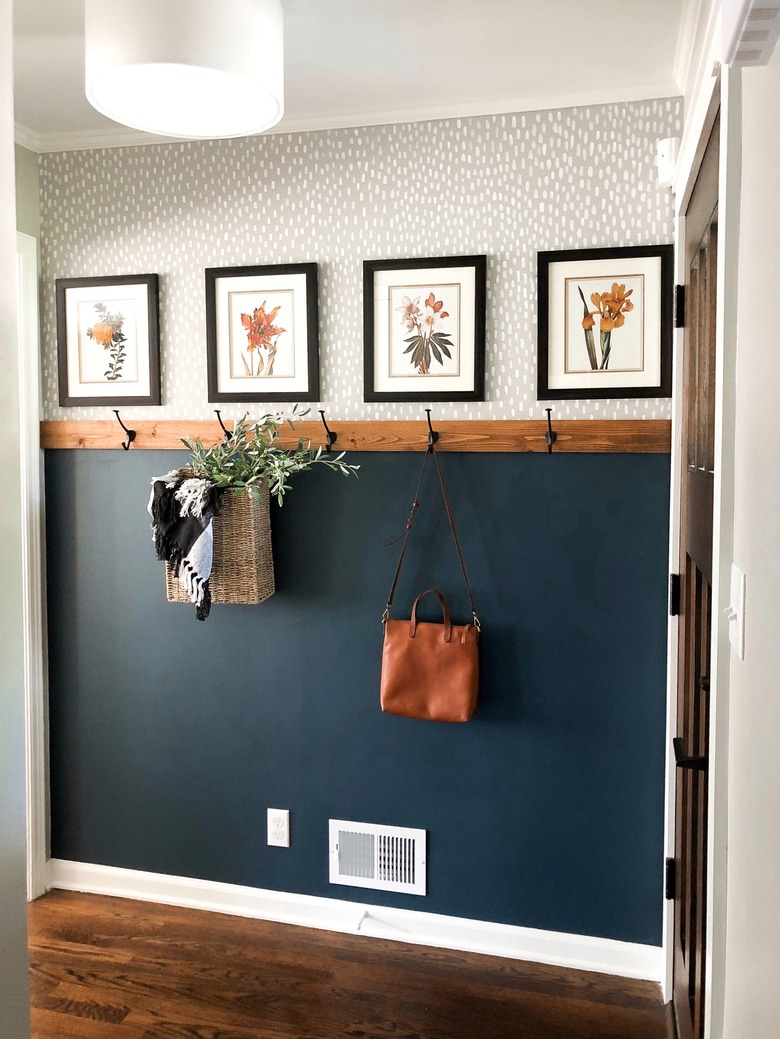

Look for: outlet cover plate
[267,808,290,848]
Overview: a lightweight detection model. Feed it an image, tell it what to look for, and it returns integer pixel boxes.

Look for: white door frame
[17,229,48,900]
[662,62,742,1039]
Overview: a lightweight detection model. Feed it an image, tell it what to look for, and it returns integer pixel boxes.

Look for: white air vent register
[329,820,427,896]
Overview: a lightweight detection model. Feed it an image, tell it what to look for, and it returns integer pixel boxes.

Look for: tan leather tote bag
[380,447,481,723]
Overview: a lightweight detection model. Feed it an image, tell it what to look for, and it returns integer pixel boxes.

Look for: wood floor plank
[31,1007,145,1039]
[36,987,131,1024]
[29,891,668,1039]
[34,892,659,1010]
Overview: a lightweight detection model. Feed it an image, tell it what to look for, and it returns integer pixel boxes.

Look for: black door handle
[673,737,708,771]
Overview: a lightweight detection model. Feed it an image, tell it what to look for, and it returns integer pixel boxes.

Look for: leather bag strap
[383,447,431,619]
[410,589,452,641]
[430,447,479,626]
[384,446,480,628]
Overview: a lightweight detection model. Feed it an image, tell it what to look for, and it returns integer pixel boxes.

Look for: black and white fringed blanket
[148,470,225,621]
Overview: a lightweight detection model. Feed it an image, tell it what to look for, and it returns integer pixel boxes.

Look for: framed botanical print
[363,255,486,402]
[56,274,161,406]
[205,263,319,403]
[537,244,673,400]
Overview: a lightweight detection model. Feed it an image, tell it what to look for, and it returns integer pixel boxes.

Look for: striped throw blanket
[148,469,224,620]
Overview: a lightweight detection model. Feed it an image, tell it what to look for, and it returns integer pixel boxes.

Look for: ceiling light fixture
[84,0,284,140]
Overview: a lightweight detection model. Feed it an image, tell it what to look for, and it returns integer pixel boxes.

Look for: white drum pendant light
[85,0,284,139]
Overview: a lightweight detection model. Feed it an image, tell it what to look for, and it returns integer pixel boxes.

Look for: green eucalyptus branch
[181,406,359,506]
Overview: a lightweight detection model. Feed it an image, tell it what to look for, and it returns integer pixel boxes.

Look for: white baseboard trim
[47,859,663,984]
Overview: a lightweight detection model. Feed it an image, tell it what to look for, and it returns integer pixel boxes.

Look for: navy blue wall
[45,449,670,945]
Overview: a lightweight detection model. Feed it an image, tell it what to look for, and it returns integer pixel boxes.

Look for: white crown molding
[14,120,188,154]
[674,0,708,96]
[672,0,723,204]
[674,0,722,106]
[14,122,45,153]
[15,80,679,154]
[270,81,680,134]
[47,858,664,983]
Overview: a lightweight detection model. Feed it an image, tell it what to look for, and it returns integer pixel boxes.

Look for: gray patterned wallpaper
[39,98,681,421]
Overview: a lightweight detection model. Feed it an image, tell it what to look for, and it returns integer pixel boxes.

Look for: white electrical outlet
[267,808,290,848]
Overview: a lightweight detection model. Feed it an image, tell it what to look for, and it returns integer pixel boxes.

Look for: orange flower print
[577,281,635,371]
[86,303,126,381]
[419,292,449,337]
[88,320,115,346]
[240,301,286,377]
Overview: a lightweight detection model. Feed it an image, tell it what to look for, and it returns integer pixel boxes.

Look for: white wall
[0,0,32,1035]
[721,43,780,1039]
[15,144,39,238]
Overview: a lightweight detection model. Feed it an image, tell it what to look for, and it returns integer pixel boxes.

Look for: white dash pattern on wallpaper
[38,98,681,422]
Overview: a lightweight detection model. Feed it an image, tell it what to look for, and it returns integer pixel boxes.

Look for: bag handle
[384,446,480,629]
[409,588,452,642]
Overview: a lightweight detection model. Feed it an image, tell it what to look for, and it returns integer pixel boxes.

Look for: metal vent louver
[726,1,780,65]
[329,820,426,896]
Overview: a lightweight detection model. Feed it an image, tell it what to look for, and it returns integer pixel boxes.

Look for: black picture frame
[537,244,673,400]
[363,255,486,403]
[56,273,161,407]
[205,263,320,403]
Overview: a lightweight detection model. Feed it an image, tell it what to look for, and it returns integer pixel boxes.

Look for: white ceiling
[13,0,691,152]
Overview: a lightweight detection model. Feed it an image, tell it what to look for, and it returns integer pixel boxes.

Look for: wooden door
[671,115,719,1039]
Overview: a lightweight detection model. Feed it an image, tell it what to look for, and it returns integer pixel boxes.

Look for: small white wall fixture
[656,137,681,189]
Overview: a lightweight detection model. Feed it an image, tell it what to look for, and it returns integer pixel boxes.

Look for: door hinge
[665,857,676,900]
[669,573,681,616]
[674,284,686,328]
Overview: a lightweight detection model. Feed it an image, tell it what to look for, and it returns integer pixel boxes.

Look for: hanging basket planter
[150,409,358,620]
[166,484,275,606]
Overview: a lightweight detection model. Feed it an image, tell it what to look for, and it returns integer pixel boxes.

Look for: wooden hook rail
[39,419,671,453]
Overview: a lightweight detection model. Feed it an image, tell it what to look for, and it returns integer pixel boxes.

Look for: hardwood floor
[29,891,668,1039]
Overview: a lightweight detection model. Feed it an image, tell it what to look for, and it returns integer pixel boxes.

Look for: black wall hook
[425,408,439,448]
[319,410,337,452]
[113,410,136,451]
[544,408,558,454]
[214,410,232,443]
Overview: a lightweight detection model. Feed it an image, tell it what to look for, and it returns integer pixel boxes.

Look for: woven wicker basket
[166,484,275,606]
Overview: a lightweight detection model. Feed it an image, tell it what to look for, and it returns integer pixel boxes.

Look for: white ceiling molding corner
[273,80,681,134]
[674,0,723,108]
[673,0,710,93]
[672,4,724,203]
[14,122,45,154]
[20,125,190,155]
[18,80,680,156]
